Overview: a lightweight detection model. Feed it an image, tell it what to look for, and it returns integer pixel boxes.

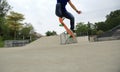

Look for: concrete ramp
[25,36,61,48]
[0,36,120,72]
[25,36,88,48]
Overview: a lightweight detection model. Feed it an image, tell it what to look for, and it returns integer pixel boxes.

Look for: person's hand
[76,10,81,14]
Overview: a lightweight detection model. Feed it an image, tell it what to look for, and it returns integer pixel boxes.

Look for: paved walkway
[0,36,120,72]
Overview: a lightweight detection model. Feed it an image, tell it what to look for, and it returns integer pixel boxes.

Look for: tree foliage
[105,10,120,30]
[95,10,120,32]
[76,22,89,36]
[76,22,97,36]
[1,10,37,40]
[6,11,24,39]
[0,0,11,16]
[20,23,34,40]
[45,31,57,36]
[95,22,107,31]
[0,0,11,35]
[0,0,39,47]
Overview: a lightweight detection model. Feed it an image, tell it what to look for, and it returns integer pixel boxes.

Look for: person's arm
[68,0,81,14]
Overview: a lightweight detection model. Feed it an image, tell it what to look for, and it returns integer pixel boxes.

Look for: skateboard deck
[59,18,75,39]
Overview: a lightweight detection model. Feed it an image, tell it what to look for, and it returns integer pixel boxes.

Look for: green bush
[97,30,104,35]
[0,36,4,47]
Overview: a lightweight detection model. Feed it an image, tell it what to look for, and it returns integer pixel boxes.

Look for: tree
[20,23,34,40]
[0,0,11,35]
[45,31,57,36]
[76,22,88,36]
[105,10,120,30]
[93,9,120,36]
[95,22,107,31]
[0,0,11,16]
[52,31,57,36]
[6,11,24,39]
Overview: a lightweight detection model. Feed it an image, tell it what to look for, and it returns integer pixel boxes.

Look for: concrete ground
[0,36,120,72]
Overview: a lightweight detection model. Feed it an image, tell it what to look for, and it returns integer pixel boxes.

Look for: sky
[7,0,120,35]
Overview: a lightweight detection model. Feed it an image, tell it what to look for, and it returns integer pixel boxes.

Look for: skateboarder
[55,0,81,32]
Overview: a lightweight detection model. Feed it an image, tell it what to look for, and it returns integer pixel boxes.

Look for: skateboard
[59,17,76,39]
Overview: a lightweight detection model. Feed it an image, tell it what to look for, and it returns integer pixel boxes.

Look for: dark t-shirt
[57,0,70,12]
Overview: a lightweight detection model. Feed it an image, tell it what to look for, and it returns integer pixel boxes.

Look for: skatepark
[1,0,120,72]
[0,36,120,72]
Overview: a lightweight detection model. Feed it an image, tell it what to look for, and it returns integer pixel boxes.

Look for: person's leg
[63,11,75,32]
